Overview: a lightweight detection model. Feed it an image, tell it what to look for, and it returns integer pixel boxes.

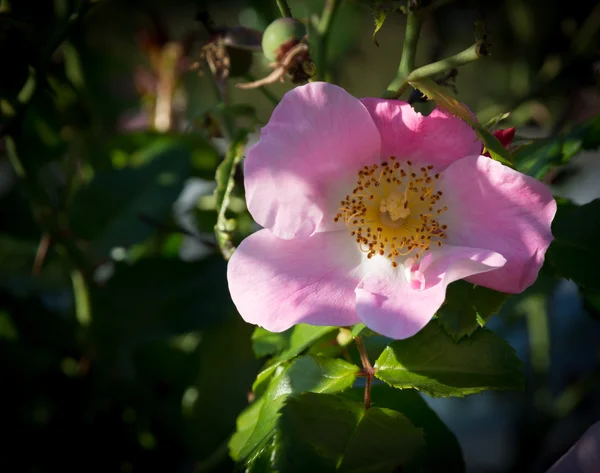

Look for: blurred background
[1,0,600,472]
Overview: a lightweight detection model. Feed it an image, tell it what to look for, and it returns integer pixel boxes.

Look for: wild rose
[227,82,556,340]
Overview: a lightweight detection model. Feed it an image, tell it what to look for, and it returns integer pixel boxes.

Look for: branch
[407,42,488,82]
[383,10,424,98]
[276,0,293,17]
[313,0,342,81]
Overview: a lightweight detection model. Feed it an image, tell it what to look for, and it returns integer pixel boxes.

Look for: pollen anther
[334,158,448,268]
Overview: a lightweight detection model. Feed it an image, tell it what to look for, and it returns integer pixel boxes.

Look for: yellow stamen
[334,158,448,268]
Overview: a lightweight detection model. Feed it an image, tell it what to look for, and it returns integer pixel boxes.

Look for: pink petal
[244,82,381,239]
[360,99,481,170]
[355,245,506,340]
[440,155,556,293]
[227,229,362,332]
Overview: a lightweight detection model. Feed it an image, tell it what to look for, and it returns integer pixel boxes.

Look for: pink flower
[227,83,556,339]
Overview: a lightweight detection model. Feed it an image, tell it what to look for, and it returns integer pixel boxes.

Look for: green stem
[383,10,423,98]
[313,0,342,81]
[407,42,487,82]
[276,0,293,17]
[71,270,91,326]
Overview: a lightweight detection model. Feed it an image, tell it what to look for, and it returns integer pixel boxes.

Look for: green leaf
[374,322,524,397]
[70,138,199,261]
[513,115,600,179]
[343,386,465,473]
[252,327,292,358]
[238,355,359,466]
[230,398,265,461]
[481,112,510,129]
[372,9,387,46]
[408,77,512,167]
[274,392,424,473]
[91,255,233,347]
[276,324,338,362]
[437,281,508,341]
[476,125,513,167]
[214,131,248,259]
[350,323,377,338]
[252,362,283,396]
[547,199,600,291]
[182,316,258,460]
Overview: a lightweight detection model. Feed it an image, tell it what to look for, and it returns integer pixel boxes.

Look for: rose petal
[245,82,381,239]
[440,155,556,293]
[355,245,506,339]
[360,98,481,170]
[227,229,362,332]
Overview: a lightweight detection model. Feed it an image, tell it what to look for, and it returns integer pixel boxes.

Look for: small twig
[236,67,285,89]
[407,42,488,83]
[32,233,52,275]
[355,336,374,410]
[71,269,91,326]
[236,42,309,89]
[276,0,293,18]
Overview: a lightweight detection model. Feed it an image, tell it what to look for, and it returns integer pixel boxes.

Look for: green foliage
[374,322,524,397]
[437,281,508,341]
[513,115,600,179]
[236,356,360,467]
[182,316,258,460]
[547,199,600,291]
[70,137,214,262]
[276,324,339,362]
[343,385,465,473]
[252,327,293,358]
[90,256,233,350]
[274,392,424,473]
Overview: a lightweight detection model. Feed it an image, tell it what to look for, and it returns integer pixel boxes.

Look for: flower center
[334,157,448,268]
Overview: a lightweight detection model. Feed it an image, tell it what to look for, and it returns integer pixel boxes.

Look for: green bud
[261,17,305,62]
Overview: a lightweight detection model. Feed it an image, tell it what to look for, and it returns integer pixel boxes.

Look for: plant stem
[276,0,293,17]
[407,42,487,82]
[71,270,91,326]
[313,0,342,81]
[383,10,423,98]
[355,336,374,409]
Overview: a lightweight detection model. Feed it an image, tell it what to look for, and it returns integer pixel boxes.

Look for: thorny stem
[407,42,488,82]
[276,0,293,18]
[355,336,374,409]
[313,0,342,81]
[383,10,423,98]
[32,233,52,275]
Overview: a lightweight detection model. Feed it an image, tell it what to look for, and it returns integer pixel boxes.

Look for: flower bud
[261,18,305,62]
